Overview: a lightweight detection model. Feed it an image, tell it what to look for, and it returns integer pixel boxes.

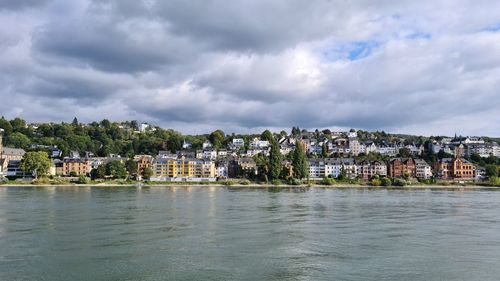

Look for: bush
[392,178,406,186]
[77,176,89,184]
[288,178,302,185]
[271,179,282,186]
[381,177,392,186]
[489,176,500,187]
[33,177,50,185]
[69,171,78,177]
[321,177,336,185]
[239,179,251,185]
[371,178,381,186]
[222,180,235,186]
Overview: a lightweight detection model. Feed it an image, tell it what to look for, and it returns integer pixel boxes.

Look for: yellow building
[154,158,215,178]
[62,158,89,176]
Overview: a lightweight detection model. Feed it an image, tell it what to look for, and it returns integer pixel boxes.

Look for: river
[1,186,499,281]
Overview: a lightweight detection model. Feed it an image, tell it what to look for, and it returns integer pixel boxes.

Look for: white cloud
[0,0,499,136]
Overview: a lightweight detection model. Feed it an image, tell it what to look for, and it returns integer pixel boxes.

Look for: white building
[349,138,365,156]
[250,138,270,149]
[139,123,150,132]
[414,159,432,179]
[202,141,213,149]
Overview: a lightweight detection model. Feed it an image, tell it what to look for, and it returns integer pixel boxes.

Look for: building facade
[388,158,416,178]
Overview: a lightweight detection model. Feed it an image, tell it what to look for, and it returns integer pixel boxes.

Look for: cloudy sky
[1,0,499,136]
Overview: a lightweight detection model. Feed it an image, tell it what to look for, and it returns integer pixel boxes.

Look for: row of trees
[253,134,308,183]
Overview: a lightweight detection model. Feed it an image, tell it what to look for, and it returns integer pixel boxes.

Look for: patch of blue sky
[406,31,431,40]
[322,40,379,62]
[482,23,500,32]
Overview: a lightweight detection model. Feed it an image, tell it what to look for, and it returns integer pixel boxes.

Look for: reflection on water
[1,186,500,281]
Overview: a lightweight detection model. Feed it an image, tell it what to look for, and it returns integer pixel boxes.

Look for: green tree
[292,141,308,179]
[485,164,499,178]
[268,141,282,180]
[10,117,26,132]
[125,159,138,175]
[0,117,13,134]
[321,142,329,158]
[261,130,274,142]
[142,167,154,180]
[72,117,79,127]
[106,161,127,179]
[209,130,225,149]
[90,165,107,179]
[20,151,51,179]
[7,132,31,149]
[381,177,392,186]
[398,148,412,158]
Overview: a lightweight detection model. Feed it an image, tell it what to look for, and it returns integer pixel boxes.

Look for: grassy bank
[1,178,499,190]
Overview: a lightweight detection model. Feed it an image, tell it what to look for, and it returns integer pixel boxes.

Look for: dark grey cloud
[1,0,500,136]
[0,0,51,10]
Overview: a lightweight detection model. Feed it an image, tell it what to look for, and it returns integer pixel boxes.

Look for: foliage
[271,179,282,186]
[489,176,500,186]
[209,130,225,149]
[287,178,302,185]
[76,175,89,184]
[6,132,31,149]
[398,148,412,158]
[381,177,392,186]
[268,141,282,180]
[392,178,407,186]
[321,142,329,158]
[292,141,308,179]
[261,130,274,142]
[485,164,499,178]
[321,177,336,185]
[238,179,251,185]
[90,165,107,179]
[20,151,51,179]
[106,160,127,179]
[125,159,138,175]
[69,171,78,177]
[142,167,154,180]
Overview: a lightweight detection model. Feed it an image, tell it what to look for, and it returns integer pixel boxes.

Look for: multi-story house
[133,155,154,177]
[307,159,326,178]
[434,157,474,180]
[0,129,26,167]
[348,138,366,156]
[378,145,398,156]
[414,159,432,179]
[153,158,215,180]
[62,158,89,176]
[231,138,245,150]
[308,158,358,179]
[215,160,228,178]
[238,157,257,177]
[388,158,416,178]
[250,138,270,149]
[357,160,387,180]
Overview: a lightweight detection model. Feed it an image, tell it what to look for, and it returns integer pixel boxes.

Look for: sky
[1,0,499,136]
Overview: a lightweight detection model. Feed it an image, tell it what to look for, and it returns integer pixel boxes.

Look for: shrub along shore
[1,177,498,189]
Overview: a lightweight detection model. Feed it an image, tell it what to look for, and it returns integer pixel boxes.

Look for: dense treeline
[0,117,242,158]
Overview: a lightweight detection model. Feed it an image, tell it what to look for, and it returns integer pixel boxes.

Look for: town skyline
[1,1,500,136]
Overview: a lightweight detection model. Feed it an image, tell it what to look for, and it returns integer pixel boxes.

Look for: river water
[1,186,500,281]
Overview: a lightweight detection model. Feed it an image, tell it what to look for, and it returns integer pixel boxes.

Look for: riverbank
[1,182,499,190]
